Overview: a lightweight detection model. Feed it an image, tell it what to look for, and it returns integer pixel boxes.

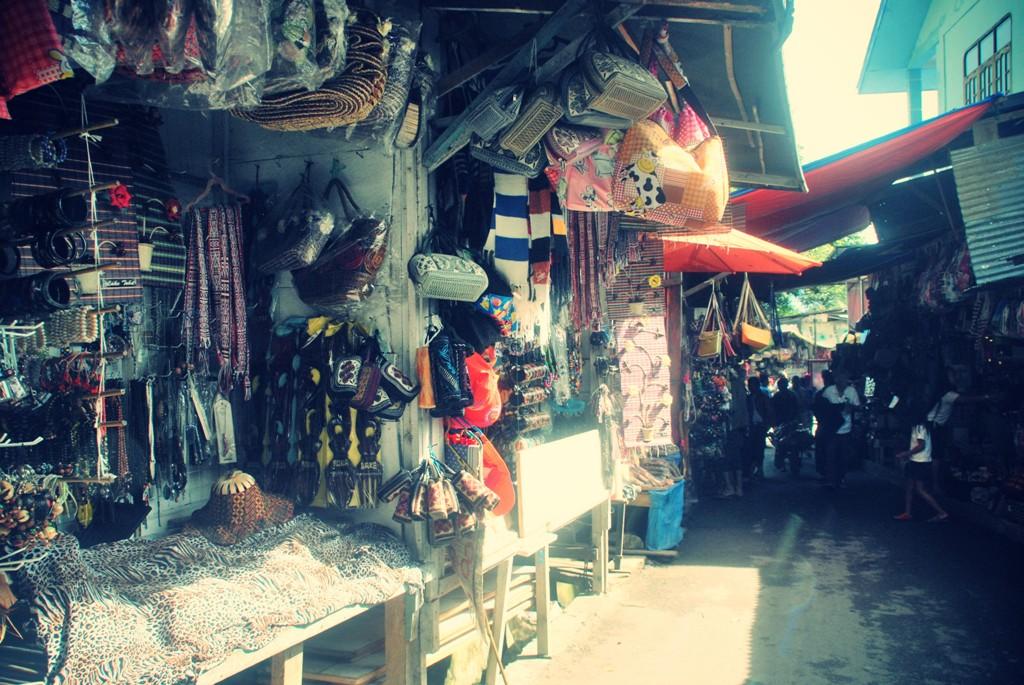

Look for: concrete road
[503,468,1024,685]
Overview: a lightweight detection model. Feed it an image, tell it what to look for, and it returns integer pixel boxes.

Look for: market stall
[0,1,805,683]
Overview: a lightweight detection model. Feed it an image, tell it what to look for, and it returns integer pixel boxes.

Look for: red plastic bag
[464,349,502,428]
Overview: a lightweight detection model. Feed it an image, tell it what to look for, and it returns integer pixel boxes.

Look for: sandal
[893,512,912,521]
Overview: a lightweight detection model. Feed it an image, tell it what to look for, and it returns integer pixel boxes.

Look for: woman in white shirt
[893,418,949,523]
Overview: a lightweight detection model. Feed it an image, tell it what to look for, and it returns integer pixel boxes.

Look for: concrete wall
[913,0,1021,111]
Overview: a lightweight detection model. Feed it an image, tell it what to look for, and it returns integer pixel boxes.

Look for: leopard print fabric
[17,517,421,685]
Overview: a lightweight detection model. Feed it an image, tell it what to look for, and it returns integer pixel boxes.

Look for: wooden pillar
[269,644,303,685]
[535,545,551,657]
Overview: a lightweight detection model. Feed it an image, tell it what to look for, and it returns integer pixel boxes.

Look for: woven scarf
[184,205,251,398]
[567,211,603,330]
[527,176,553,305]
[485,173,530,295]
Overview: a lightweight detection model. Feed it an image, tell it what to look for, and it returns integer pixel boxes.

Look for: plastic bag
[341,19,421,153]
[62,0,117,83]
[191,0,273,108]
[107,0,164,75]
[263,0,349,95]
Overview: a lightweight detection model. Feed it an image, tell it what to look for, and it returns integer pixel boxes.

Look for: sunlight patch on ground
[672,565,760,685]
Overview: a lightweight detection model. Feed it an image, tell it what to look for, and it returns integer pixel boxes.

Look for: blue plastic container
[645,480,685,550]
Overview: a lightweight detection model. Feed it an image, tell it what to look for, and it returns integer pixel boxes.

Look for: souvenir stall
[0,1,805,683]
[844,239,1024,530]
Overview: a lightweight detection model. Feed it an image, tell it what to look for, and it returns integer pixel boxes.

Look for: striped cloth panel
[2,87,160,305]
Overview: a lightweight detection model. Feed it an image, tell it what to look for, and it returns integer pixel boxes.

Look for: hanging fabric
[182,204,250,397]
[527,176,553,305]
[567,211,604,330]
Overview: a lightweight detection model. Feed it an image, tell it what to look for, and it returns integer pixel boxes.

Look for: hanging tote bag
[696,289,724,359]
[733,274,773,351]
[612,119,728,227]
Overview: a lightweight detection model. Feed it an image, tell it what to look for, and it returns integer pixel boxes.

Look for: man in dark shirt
[771,377,800,425]
[771,377,800,471]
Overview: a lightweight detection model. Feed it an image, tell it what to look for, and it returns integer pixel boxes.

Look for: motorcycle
[771,420,815,475]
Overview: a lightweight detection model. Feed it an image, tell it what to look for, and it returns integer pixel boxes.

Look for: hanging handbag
[329,325,363,397]
[416,344,436,409]
[733,274,773,351]
[470,136,546,178]
[612,119,728,227]
[253,164,335,274]
[408,253,489,302]
[560,68,632,129]
[350,339,383,410]
[429,330,472,417]
[294,216,390,310]
[561,142,619,212]
[696,288,725,359]
[499,85,564,158]
[544,124,603,165]
[379,356,421,403]
[579,49,667,122]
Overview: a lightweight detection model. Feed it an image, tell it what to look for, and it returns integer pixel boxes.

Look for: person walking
[823,371,859,488]
[813,371,841,478]
[722,364,748,497]
[771,377,800,471]
[894,417,949,522]
[746,376,771,480]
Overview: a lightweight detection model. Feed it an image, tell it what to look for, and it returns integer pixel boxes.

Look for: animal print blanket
[17,517,422,685]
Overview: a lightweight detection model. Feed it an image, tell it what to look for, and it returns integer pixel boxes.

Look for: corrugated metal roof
[951,135,1024,287]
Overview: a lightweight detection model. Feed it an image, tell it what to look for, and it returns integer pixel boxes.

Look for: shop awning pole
[683,272,730,298]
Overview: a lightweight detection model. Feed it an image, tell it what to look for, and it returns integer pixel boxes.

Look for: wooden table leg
[385,592,419,685]
[591,499,611,595]
[269,644,303,685]
[535,545,551,657]
[484,558,514,685]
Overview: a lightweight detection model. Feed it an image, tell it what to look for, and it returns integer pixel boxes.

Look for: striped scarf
[485,173,530,295]
[527,176,553,304]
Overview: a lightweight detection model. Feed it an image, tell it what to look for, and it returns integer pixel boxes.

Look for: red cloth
[0,0,73,119]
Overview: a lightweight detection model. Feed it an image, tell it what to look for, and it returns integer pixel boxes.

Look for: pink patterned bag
[563,143,619,212]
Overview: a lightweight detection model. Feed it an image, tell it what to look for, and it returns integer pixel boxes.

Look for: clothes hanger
[183,173,251,215]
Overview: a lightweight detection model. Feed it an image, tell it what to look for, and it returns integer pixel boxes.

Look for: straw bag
[696,289,727,359]
[232,10,387,131]
[733,274,772,351]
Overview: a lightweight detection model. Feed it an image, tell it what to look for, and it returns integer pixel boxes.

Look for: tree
[775,228,875,317]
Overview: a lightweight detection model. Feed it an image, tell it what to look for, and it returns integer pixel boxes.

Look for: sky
[781,0,939,164]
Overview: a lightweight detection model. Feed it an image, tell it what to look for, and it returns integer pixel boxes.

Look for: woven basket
[233,11,388,132]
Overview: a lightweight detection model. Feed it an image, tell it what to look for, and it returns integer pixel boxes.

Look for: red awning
[662,230,822,274]
[729,99,995,250]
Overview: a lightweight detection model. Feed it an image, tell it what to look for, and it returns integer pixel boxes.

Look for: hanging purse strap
[323,174,363,222]
[700,288,720,334]
[649,22,719,137]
